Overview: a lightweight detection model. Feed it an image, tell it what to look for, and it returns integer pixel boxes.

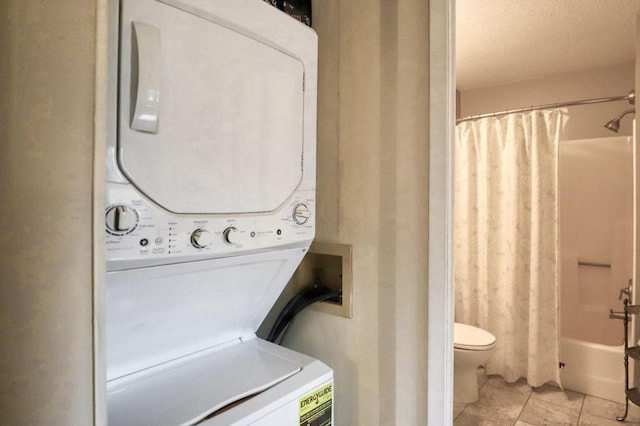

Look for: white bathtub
[560,337,625,403]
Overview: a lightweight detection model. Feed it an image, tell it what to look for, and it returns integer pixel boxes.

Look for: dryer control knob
[191,228,212,249]
[105,205,138,235]
[223,227,241,245]
[292,203,310,225]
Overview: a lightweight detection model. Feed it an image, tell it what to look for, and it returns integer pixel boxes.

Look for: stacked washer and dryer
[104,1,332,424]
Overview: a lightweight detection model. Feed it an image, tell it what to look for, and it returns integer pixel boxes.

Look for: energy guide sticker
[299,382,333,426]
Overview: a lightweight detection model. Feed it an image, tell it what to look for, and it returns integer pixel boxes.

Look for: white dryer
[104,1,332,424]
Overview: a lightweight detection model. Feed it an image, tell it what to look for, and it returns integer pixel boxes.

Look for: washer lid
[117,0,306,214]
[106,247,307,381]
[454,323,496,349]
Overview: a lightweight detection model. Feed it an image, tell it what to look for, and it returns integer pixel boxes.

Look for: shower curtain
[455,109,568,387]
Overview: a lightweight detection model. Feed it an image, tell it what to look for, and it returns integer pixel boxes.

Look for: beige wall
[0,0,431,423]
[459,61,635,139]
[559,137,633,345]
[0,1,100,424]
[268,1,430,424]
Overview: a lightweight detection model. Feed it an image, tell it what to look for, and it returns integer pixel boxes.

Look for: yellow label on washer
[299,382,332,426]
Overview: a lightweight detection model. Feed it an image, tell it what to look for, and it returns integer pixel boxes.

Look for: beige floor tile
[530,383,584,412]
[477,368,489,388]
[580,396,640,424]
[515,421,536,426]
[579,413,624,425]
[486,375,532,395]
[470,382,529,419]
[581,395,625,422]
[454,406,516,426]
[453,402,466,420]
[621,411,640,425]
[519,398,580,425]
[617,415,640,425]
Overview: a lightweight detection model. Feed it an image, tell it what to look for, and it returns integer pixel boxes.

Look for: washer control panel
[105,183,314,268]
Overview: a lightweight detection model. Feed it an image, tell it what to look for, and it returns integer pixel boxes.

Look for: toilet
[454,322,496,403]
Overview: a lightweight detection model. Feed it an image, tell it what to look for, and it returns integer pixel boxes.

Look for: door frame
[631,12,640,416]
[428,0,455,424]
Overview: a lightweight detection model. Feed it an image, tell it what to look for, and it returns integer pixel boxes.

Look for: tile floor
[454,372,640,425]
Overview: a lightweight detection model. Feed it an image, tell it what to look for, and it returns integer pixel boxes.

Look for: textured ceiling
[456,0,640,90]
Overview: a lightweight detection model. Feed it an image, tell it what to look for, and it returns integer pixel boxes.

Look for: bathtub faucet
[609,309,625,320]
[619,279,632,300]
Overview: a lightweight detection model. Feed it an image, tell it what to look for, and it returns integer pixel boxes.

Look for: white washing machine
[104,1,332,424]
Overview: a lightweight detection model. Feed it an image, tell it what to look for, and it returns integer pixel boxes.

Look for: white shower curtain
[455,109,568,387]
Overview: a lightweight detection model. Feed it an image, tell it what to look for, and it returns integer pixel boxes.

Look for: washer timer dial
[105,205,139,235]
[292,203,310,225]
[223,227,241,245]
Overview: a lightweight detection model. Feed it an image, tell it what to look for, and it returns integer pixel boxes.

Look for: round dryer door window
[117,0,305,214]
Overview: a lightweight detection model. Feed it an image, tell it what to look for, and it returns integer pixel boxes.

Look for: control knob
[105,205,138,235]
[292,203,310,225]
[191,228,213,249]
[223,227,242,245]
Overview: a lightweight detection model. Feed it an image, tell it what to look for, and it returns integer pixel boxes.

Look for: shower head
[604,108,635,133]
[605,117,621,132]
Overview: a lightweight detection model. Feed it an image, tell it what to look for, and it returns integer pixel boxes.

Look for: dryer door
[118,0,305,214]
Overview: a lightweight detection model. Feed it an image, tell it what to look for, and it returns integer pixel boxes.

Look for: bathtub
[559,136,631,404]
[560,337,625,403]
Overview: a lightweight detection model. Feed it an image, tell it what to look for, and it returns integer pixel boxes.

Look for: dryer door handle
[130,21,161,133]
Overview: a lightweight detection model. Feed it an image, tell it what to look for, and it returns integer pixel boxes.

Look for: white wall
[459,61,635,139]
[261,0,431,424]
[0,1,104,424]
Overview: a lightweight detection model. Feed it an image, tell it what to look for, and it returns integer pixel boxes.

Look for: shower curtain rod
[456,90,635,124]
